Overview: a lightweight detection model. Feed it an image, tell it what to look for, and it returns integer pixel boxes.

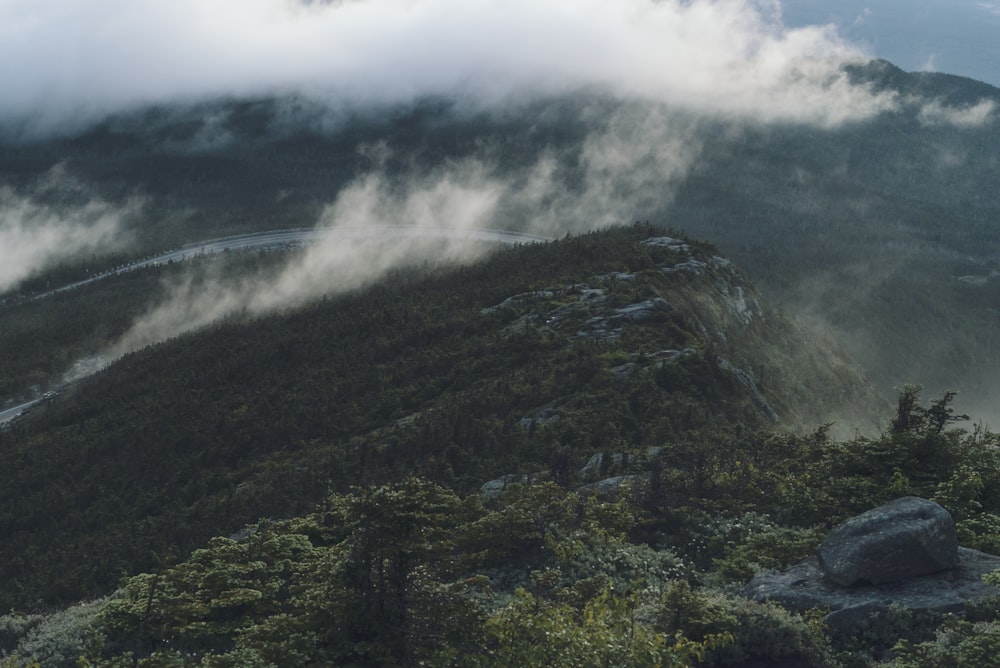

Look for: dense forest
[0,228,997,665]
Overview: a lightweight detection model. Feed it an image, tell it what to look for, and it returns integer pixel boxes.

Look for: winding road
[39,226,550,298]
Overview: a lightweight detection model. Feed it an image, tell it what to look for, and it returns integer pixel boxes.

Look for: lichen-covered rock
[480,474,534,498]
[579,475,646,499]
[817,497,958,586]
[743,547,1000,638]
[742,498,999,642]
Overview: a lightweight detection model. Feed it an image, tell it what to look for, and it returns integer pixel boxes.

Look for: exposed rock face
[744,548,1000,637]
[579,474,646,499]
[744,497,1000,639]
[480,474,536,498]
[481,235,888,433]
[817,497,959,586]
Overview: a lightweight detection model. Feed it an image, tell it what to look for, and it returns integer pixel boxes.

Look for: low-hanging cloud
[918,98,997,127]
[107,160,507,355]
[0,184,137,295]
[19,0,994,384]
[108,102,703,355]
[2,0,901,136]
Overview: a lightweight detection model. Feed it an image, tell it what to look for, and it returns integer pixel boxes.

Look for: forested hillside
[0,224,884,613]
[1,229,999,666]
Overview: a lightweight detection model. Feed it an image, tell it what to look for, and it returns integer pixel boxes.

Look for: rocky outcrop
[579,474,646,499]
[817,496,959,586]
[480,474,538,498]
[744,498,1000,638]
[744,548,1000,637]
[480,234,887,433]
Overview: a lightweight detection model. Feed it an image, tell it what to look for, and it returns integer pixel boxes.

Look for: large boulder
[817,496,958,586]
[743,497,1000,642]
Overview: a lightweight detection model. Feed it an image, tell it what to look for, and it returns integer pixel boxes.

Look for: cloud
[107,102,705,354]
[1,0,897,135]
[106,159,505,354]
[0,173,137,294]
[918,98,997,127]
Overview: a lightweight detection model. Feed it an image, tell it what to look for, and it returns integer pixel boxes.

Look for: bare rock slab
[743,547,1000,638]
[817,496,958,587]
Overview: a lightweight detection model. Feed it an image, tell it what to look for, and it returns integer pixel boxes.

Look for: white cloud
[0,176,137,294]
[0,0,896,134]
[106,160,506,354]
[107,104,705,355]
[918,98,997,127]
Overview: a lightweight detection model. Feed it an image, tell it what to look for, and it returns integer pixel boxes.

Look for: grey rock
[579,474,646,499]
[717,357,778,423]
[480,474,535,498]
[817,497,958,586]
[593,271,636,283]
[615,298,672,322]
[579,452,630,480]
[517,406,561,430]
[640,236,690,252]
[743,548,1000,637]
[481,290,556,314]
[743,497,1000,640]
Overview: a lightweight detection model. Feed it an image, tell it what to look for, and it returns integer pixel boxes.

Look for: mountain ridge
[0,224,884,611]
[2,58,998,417]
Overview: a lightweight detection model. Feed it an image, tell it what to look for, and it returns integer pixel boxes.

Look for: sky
[782,0,1000,87]
[1,0,994,135]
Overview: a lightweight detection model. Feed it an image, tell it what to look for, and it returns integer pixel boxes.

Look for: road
[5,226,552,424]
[0,399,42,426]
[38,226,552,298]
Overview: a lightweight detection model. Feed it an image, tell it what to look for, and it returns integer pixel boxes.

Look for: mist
[0,177,137,295]
[108,103,704,355]
[90,0,995,359]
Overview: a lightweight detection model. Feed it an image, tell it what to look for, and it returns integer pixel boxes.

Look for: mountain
[3,58,1000,665]
[0,224,885,612]
[2,231,999,667]
[2,60,999,419]
[782,0,1000,89]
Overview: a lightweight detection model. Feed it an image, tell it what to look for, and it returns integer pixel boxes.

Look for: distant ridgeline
[0,225,884,611]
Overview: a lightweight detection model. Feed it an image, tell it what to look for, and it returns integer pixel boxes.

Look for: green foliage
[7,387,1000,667]
[0,601,104,667]
[477,587,723,668]
[711,518,823,583]
[957,514,1000,555]
[887,618,1000,668]
[656,581,830,666]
